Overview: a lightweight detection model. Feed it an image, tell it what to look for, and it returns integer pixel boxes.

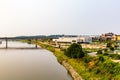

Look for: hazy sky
[0,0,120,37]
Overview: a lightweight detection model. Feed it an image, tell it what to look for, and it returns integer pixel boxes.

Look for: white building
[53,36,92,44]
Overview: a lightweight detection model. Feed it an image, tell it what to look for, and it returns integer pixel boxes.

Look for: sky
[0,0,120,37]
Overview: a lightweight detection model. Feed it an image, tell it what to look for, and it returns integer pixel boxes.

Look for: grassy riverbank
[36,42,120,80]
[36,42,94,79]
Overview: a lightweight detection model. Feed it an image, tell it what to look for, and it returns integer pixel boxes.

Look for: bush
[103,52,109,55]
[65,43,85,58]
[110,46,114,51]
[98,56,105,62]
[106,42,115,51]
[108,54,120,60]
[101,60,117,74]
[107,42,112,48]
[113,64,120,76]
[97,49,103,55]
[83,56,92,63]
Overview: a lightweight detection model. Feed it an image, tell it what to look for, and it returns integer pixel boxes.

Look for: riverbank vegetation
[97,41,120,60]
[36,41,120,80]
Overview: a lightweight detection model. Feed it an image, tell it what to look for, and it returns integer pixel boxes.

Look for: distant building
[101,32,117,41]
[91,35,100,42]
[117,35,120,41]
[52,36,92,44]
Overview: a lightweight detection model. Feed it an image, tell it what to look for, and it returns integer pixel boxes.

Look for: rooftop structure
[101,32,117,41]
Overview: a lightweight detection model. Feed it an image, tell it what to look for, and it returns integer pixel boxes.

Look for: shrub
[97,49,103,55]
[65,43,85,58]
[107,42,112,48]
[101,61,117,74]
[103,52,109,55]
[83,56,92,63]
[98,56,105,62]
[108,54,120,60]
[110,46,114,51]
[113,64,120,76]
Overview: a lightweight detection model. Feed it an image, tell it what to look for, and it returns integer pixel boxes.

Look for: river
[0,41,73,80]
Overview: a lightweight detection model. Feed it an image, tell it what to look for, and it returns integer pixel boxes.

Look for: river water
[0,41,73,80]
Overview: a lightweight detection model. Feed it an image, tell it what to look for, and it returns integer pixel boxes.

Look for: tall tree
[65,43,85,58]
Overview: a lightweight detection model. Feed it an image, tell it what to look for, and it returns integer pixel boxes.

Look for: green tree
[65,43,85,58]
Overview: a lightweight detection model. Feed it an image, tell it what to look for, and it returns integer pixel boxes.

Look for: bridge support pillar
[35,38,38,48]
[6,38,8,48]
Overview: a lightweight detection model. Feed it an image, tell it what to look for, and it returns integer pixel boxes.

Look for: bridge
[0,37,39,49]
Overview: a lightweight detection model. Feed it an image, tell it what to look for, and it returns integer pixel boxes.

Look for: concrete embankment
[62,61,83,80]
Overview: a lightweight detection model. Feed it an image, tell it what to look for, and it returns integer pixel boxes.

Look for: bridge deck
[0,37,39,49]
[0,47,41,49]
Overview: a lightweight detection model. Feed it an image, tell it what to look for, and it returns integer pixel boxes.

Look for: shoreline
[36,42,83,80]
[62,61,83,80]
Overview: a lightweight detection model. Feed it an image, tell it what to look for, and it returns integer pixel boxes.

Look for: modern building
[101,32,117,41]
[52,36,92,44]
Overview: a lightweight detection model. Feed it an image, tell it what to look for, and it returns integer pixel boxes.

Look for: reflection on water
[0,41,73,80]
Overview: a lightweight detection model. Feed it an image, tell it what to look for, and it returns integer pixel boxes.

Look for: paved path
[112,60,120,63]
[88,52,97,56]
